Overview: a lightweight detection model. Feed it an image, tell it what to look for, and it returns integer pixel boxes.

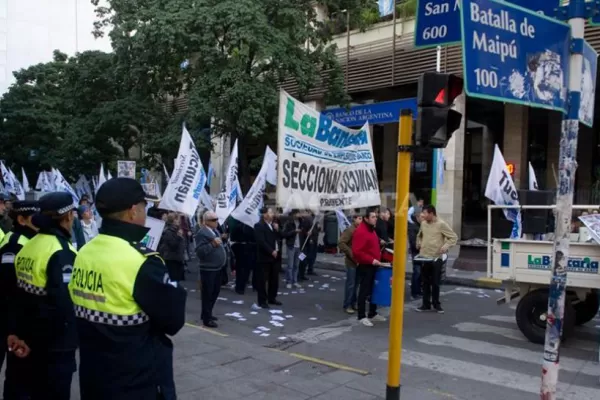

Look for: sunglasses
[207,218,218,222]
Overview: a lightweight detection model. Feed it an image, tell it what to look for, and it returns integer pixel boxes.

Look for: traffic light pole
[385,109,412,400]
[431,46,442,206]
[540,1,585,398]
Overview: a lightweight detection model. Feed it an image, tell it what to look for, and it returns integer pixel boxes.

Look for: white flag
[485,145,521,239]
[53,168,79,204]
[528,162,539,191]
[264,146,278,186]
[200,188,214,211]
[159,124,207,217]
[107,170,113,180]
[21,168,30,192]
[0,163,15,195]
[230,148,274,228]
[36,171,54,192]
[335,210,351,233]
[8,168,25,200]
[216,139,241,224]
[97,164,107,194]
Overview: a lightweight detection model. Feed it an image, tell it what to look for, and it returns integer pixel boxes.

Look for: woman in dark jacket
[158,213,186,282]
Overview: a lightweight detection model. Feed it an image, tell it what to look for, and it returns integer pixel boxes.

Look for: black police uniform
[0,200,39,400]
[10,193,78,400]
[72,178,186,400]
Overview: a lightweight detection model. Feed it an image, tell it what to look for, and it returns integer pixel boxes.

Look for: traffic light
[416,72,464,148]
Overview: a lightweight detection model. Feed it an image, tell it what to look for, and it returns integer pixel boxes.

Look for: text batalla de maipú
[469,2,538,63]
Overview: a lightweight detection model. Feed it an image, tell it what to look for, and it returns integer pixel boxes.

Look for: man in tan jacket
[338,214,363,314]
[415,205,457,314]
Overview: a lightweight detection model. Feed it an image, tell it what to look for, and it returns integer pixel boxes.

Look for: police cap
[95,178,158,217]
[39,192,76,217]
[11,200,39,216]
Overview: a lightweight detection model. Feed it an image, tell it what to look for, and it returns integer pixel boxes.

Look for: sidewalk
[173,324,450,400]
[284,248,502,289]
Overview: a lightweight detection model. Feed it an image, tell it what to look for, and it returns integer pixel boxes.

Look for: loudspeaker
[518,190,554,234]
[492,209,514,238]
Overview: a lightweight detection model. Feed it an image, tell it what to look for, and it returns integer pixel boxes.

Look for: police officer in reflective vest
[69,178,187,400]
[11,192,78,400]
[0,200,39,400]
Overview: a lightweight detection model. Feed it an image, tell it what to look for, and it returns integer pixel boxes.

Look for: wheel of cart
[515,289,576,345]
[573,289,599,326]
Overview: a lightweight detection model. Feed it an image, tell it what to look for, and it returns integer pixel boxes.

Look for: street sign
[461,0,570,112]
[415,0,561,49]
[579,40,598,127]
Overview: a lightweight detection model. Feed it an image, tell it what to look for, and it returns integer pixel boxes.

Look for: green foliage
[0,50,173,179]
[94,0,374,190]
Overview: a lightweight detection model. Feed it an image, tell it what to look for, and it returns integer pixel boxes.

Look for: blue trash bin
[371,266,393,306]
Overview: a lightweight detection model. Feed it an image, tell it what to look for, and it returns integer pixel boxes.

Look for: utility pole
[540,0,585,398]
[431,45,442,206]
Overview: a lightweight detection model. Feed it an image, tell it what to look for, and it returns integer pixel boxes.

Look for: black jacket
[254,220,280,263]
[376,218,389,243]
[282,219,301,248]
[0,224,37,333]
[11,222,78,352]
[75,219,187,400]
[158,224,185,262]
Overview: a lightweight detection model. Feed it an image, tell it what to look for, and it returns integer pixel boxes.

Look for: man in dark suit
[254,207,282,308]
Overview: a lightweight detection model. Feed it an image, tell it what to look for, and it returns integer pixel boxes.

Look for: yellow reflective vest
[15,233,77,296]
[69,234,150,326]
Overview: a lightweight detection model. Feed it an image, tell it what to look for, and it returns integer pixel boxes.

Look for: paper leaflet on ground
[276,90,380,211]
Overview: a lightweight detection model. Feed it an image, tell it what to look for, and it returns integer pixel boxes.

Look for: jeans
[422,260,443,308]
[200,269,222,323]
[411,261,422,297]
[286,246,301,284]
[356,265,378,320]
[343,266,357,309]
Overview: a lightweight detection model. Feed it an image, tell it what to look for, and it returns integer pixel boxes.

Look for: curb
[302,260,503,290]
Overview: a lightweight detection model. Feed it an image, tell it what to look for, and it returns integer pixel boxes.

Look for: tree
[0,50,174,179]
[93,0,376,190]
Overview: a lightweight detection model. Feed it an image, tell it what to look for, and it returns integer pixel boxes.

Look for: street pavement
[3,263,598,399]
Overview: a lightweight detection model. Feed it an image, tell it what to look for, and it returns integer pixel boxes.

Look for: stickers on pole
[460,0,570,111]
[415,0,560,49]
[579,40,598,128]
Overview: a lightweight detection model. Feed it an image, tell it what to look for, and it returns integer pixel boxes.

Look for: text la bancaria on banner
[276,90,381,211]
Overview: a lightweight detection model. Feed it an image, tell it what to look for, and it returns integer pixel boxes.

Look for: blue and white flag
[53,168,79,204]
[436,149,445,186]
[8,168,25,200]
[21,168,30,193]
[378,0,394,17]
[485,145,521,239]
[335,210,351,233]
[528,162,538,191]
[0,162,15,195]
[207,161,215,187]
[216,139,240,224]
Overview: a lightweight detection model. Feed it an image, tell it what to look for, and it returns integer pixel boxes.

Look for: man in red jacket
[351,208,386,327]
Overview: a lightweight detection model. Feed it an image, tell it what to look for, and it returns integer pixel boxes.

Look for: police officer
[69,178,187,400]
[0,200,39,400]
[11,192,78,400]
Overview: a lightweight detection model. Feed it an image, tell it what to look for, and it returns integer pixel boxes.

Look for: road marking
[289,318,356,344]
[185,322,229,337]
[452,322,595,351]
[286,352,369,376]
[417,334,597,376]
[481,315,514,323]
[385,350,600,399]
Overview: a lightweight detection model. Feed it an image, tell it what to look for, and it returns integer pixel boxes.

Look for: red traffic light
[418,72,464,107]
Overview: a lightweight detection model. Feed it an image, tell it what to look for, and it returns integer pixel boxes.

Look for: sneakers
[415,305,432,312]
[434,305,445,314]
[294,283,302,289]
[359,318,374,327]
[371,314,387,322]
[286,284,292,289]
[345,308,355,314]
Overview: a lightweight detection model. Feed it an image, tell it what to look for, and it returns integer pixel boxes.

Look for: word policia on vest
[276,90,381,211]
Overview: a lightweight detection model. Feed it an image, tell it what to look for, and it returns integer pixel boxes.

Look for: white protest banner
[485,145,521,238]
[117,161,136,178]
[140,216,166,251]
[578,214,600,244]
[216,139,241,224]
[230,148,273,228]
[528,162,539,191]
[276,90,380,210]
[159,124,206,217]
[264,146,278,186]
